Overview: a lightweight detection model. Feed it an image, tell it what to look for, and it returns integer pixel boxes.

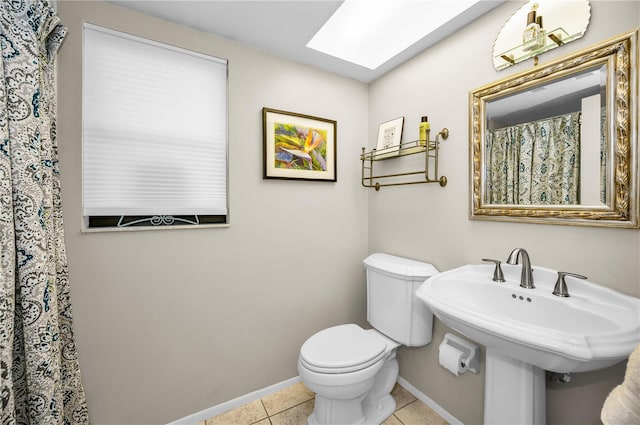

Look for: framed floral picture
[263,108,337,181]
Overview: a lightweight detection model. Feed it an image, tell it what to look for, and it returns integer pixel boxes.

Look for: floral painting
[274,123,327,171]
[263,108,337,181]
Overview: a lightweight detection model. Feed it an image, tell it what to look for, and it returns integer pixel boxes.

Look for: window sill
[80,222,230,233]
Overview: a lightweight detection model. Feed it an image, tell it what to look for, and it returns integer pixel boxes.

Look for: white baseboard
[168,375,461,425]
[397,376,463,425]
[167,376,301,425]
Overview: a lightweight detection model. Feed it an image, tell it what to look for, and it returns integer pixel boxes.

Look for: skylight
[307,0,481,70]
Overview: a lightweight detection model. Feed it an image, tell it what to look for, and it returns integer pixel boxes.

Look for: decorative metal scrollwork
[117,215,200,227]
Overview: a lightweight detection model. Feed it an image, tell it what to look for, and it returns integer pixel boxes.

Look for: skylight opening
[307,0,481,70]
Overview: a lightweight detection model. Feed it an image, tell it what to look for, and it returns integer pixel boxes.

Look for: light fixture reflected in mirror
[493,0,591,70]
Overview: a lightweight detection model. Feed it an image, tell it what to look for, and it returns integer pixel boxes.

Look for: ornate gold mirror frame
[470,30,638,228]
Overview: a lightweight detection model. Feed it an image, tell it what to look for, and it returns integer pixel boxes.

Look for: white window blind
[82,24,228,218]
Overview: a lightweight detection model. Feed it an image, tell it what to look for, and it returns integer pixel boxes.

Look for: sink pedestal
[416,263,640,424]
[485,349,546,424]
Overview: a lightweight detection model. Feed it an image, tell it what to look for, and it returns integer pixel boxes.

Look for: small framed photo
[263,108,337,181]
[375,117,404,158]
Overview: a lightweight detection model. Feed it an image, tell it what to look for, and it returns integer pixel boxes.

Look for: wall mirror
[493,0,591,70]
[470,30,638,228]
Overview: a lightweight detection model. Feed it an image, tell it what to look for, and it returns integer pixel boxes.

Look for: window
[82,24,228,229]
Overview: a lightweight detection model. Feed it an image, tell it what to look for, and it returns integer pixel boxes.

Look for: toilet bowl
[298,253,439,425]
[298,324,400,425]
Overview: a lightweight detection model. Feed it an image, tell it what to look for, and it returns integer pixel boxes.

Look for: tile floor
[200,382,449,425]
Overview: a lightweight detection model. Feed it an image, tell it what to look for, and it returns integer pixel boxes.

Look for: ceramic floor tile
[394,400,449,425]
[392,384,417,410]
[204,382,447,425]
[269,399,314,425]
[261,382,315,416]
[205,399,268,425]
[382,414,404,425]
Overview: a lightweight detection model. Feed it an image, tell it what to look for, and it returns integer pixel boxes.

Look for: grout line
[404,399,418,407]
[260,387,315,418]
[266,398,313,420]
[259,399,268,416]
[392,399,417,425]
[393,413,407,425]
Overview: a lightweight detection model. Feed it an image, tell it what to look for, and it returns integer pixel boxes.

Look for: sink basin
[416,263,640,373]
[416,263,640,424]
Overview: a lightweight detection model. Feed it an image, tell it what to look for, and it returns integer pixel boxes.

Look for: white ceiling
[109,0,505,83]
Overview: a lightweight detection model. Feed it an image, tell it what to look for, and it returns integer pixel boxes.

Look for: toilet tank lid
[364,253,438,278]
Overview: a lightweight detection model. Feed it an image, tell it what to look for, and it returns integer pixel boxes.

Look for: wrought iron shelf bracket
[361,128,449,191]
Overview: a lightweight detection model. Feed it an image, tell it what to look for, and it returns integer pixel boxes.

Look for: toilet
[298,253,438,425]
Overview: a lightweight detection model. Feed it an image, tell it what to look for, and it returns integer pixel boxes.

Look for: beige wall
[368,1,640,424]
[57,1,639,424]
[57,2,369,423]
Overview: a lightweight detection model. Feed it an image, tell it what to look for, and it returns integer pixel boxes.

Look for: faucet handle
[553,272,587,297]
[482,259,506,282]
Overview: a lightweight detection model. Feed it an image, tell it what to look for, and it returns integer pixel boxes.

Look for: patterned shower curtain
[485,111,581,205]
[0,1,89,423]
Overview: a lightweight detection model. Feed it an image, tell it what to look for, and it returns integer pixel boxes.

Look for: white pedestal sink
[416,263,640,425]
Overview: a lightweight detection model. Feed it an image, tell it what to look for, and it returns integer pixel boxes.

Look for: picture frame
[263,107,337,181]
[375,117,404,158]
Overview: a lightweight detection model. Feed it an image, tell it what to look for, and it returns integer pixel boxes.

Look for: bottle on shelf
[522,4,541,51]
[535,16,546,50]
[419,116,430,146]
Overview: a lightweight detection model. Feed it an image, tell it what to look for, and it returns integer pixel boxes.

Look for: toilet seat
[299,324,388,374]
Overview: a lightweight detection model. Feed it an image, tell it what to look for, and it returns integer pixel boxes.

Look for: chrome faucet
[506,248,535,289]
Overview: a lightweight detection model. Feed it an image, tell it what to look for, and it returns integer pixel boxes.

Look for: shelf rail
[361,128,449,191]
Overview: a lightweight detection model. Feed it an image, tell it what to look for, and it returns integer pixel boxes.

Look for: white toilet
[298,253,438,425]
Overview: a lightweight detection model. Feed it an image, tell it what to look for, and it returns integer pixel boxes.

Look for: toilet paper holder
[441,333,480,374]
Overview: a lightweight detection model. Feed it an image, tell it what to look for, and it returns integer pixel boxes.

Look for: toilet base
[307,392,368,425]
[305,347,399,425]
[307,393,396,425]
[363,394,396,425]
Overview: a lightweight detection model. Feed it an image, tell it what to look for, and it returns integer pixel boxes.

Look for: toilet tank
[364,253,438,347]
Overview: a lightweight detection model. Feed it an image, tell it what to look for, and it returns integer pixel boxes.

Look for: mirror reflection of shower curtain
[486,112,581,205]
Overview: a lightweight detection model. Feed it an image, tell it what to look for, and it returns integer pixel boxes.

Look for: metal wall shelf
[361,128,449,191]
